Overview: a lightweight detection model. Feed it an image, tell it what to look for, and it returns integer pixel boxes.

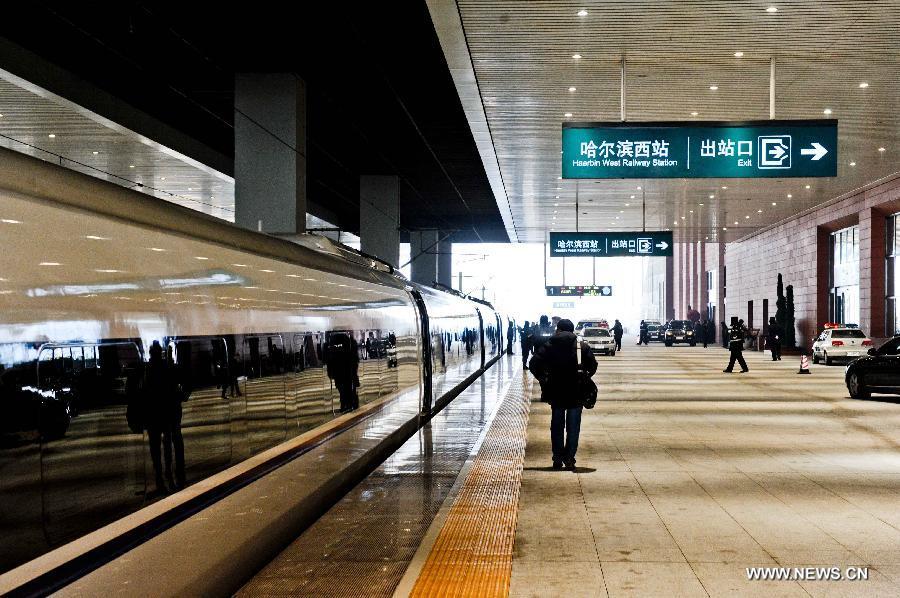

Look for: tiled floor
[511,337,900,598]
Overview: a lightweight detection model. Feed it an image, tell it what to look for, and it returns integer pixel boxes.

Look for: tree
[785,284,796,348]
[775,273,786,338]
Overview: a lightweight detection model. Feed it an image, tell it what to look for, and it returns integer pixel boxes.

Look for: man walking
[637,320,648,345]
[723,317,749,373]
[529,319,598,470]
[612,319,624,352]
[519,321,532,370]
[766,317,782,361]
[696,318,707,348]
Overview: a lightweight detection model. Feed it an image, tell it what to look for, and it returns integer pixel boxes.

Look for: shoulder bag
[574,339,598,409]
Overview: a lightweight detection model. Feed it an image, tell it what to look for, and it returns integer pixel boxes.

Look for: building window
[830,225,860,325]
[886,214,900,335]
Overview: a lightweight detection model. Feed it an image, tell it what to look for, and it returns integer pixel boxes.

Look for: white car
[812,327,873,365]
[583,327,616,356]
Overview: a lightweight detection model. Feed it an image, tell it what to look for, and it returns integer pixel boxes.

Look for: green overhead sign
[550,231,673,257]
[562,120,837,179]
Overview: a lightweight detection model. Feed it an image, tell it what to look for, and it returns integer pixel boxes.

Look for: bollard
[797,353,811,374]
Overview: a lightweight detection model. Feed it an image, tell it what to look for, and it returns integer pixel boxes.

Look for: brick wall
[671,175,900,348]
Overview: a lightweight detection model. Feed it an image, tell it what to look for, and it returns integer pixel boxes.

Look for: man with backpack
[528,319,597,471]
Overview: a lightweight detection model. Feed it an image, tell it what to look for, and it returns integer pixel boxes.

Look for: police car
[582,326,617,356]
[576,318,609,332]
[812,324,873,365]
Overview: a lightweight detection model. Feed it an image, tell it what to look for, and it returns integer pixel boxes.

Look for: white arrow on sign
[656,241,669,250]
[800,142,828,161]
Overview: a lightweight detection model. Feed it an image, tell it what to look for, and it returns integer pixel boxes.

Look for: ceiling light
[723,227,728,231]
[0,114,3,117]
[636,186,642,190]
[577,9,588,16]
[823,108,832,115]
[879,147,886,152]
[625,203,630,207]
[620,210,625,213]
[681,216,686,220]
[260,269,275,273]
[564,113,573,118]
[85,235,109,240]
[95,269,122,273]
[689,210,694,213]
[772,202,777,206]
[630,195,635,199]
[92,151,99,155]
[766,6,778,13]
[721,186,728,189]
[188,187,193,191]
[690,112,698,117]
[568,87,577,92]
[699,203,704,206]
[1,218,22,224]
[709,85,718,91]
[48,134,56,138]
[554,203,559,207]
[195,256,209,260]
[149,247,166,252]
[758,209,763,213]
[674,221,678,225]
[805,184,811,189]
[39,262,61,266]
[129,164,135,168]
[555,195,560,199]
[735,221,739,225]
[850,161,856,166]
[554,210,558,214]
[787,194,792,198]
[745,215,750,219]
[572,54,582,59]
[709,194,714,199]
[859,82,869,88]
[233,263,248,267]
[734,51,744,58]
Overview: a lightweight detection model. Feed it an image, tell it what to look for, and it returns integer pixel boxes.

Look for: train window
[242,335,285,379]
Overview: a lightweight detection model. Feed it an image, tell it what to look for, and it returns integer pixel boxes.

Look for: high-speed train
[0,148,506,573]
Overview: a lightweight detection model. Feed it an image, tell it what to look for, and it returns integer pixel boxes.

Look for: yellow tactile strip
[410,374,530,597]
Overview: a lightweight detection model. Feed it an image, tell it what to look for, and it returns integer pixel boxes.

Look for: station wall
[671,174,900,348]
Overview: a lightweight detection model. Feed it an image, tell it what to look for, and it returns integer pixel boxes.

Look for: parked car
[645,320,664,342]
[845,335,900,399]
[812,326,873,365]
[664,320,696,346]
[582,327,616,356]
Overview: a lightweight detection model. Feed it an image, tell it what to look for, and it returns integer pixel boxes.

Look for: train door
[241,334,287,456]
[409,290,433,414]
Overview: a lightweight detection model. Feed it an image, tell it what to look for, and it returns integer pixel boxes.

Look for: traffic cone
[797,353,811,374]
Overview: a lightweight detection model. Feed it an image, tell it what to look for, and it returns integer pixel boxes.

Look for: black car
[645,320,664,342]
[664,320,696,346]
[845,336,900,399]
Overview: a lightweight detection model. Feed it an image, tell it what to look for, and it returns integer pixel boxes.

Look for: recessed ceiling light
[577,9,588,16]
[260,269,275,273]
[723,227,728,231]
[878,147,886,152]
[734,51,744,58]
[674,221,678,225]
[0,114,3,117]
[699,203,704,206]
[735,221,739,225]
[149,247,166,252]
[630,195,635,199]
[849,161,856,166]
[636,186,642,190]
[772,202,777,206]
[129,164,135,168]
[823,108,833,115]
[709,85,719,91]
[555,195,560,199]
[160,176,166,180]
[39,262,61,266]
[859,82,869,88]
[85,235,109,240]
[787,194,792,198]
[572,54,582,59]
[195,256,209,260]
[233,263,248,267]
[721,186,728,189]
[625,203,630,207]
[554,203,559,207]
[95,269,122,273]
[745,215,750,219]
[1,218,22,224]
[92,151,99,155]
[620,210,625,213]
[805,184,811,189]
[689,210,694,213]
[188,187,193,191]
[766,6,778,13]
[758,209,763,213]
[690,111,699,116]
[568,87,577,92]
[48,134,56,138]
[564,113,573,118]
[554,210,558,214]
[681,216,686,220]
[709,194,714,199]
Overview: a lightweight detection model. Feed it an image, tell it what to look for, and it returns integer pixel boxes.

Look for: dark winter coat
[528,331,598,409]
[612,322,623,338]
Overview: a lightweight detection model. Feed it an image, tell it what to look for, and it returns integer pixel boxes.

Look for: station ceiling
[433,0,900,243]
[0,3,508,242]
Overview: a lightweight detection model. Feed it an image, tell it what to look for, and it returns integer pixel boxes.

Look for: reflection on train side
[0,326,419,571]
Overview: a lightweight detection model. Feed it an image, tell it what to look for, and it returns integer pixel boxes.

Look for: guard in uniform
[723,317,749,373]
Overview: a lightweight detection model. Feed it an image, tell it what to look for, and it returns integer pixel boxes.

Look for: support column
[234,73,306,234]
[437,235,452,288]
[665,254,675,320]
[410,229,439,286]
[699,240,708,318]
[360,176,400,268]
[860,208,886,338]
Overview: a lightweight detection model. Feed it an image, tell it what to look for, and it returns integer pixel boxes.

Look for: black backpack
[574,339,598,409]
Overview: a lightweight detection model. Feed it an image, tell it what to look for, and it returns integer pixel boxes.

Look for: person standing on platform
[686,304,701,326]
[507,320,515,355]
[723,317,749,373]
[519,321,532,370]
[612,319,623,352]
[696,318,707,348]
[528,319,597,471]
[637,320,648,345]
[721,321,729,349]
[766,317,782,361]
